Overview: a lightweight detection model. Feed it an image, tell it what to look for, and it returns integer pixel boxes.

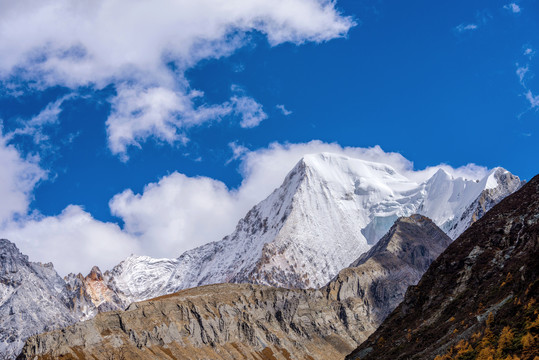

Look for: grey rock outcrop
[325,214,452,325]
[444,167,523,239]
[0,239,77,359]
[0,240,125,359]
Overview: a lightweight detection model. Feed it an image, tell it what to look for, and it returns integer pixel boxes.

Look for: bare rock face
[64,266,125,321]
[17,215,452,360]
[444,167,523,239]
[347,174,539,360]
[0,240,77,359]
[18,284,365,360]
[325,214,452,326]
[0,242,126,359]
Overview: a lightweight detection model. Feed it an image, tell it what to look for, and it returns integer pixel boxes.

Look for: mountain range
[18,175,539,359]
[0,153,524,358]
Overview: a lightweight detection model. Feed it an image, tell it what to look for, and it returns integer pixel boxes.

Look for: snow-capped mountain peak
[103,153,522,298]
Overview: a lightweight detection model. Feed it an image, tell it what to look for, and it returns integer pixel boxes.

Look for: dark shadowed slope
[347,174,539,360]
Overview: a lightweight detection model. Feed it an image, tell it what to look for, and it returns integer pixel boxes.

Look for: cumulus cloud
[106,85,232,158]
[276,104,293,116]
[504,3,521,13]
[109,173,244,259]
[106,141,490,267]
[2,206,141,275]
[0,131,46,225]
[231,96,268,128]
[105,85,269,158]
[1,140,493,276]
[236,141,489,203]
[0,0,355,158]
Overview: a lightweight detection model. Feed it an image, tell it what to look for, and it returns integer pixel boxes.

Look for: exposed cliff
[0,240,77,359]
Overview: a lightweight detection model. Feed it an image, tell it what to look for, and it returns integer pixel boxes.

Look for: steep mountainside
[325,214,452,326]
[0,241,127,359]
[347,174,539,360]
[18,215,452,360]
[103,154,522,304]
[0,240,78,359]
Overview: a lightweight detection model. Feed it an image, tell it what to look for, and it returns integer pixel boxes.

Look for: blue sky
[0,0,537,274]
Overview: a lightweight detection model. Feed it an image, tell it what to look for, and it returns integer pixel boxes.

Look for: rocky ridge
[325,214,452,325]
[18,215,451,360]
[0,240,77,359]
[347,174,539,360]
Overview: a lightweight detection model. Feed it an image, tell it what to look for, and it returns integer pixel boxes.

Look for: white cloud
[525,90,539,108]
[1,140,492,276]
[0,130,46,226]
[227,142,250,164]
[107,141,490,267]
[276,104,293,116]
[1,206,141,275]
[105,85,269,158]
[517,65,529,83]
[515,52,539,109]
[106,84,232,158]
[109,173,244,260]
[231,96,268,128]
[504,3,521,13]
[6,94,73,148]
[455,23,478,33]
[236,142,489,202]
[0,0,355,158]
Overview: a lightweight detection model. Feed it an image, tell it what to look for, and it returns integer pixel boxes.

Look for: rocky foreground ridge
[347,174,539,360]
[18,215,451,360]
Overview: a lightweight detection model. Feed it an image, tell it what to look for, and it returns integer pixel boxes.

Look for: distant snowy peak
[443,167,523,238]
[105,255,181,304]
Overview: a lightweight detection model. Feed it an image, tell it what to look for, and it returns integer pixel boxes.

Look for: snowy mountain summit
[107,153,523,302]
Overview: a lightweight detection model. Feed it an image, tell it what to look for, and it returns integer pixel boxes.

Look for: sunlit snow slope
[106,153,523,303]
